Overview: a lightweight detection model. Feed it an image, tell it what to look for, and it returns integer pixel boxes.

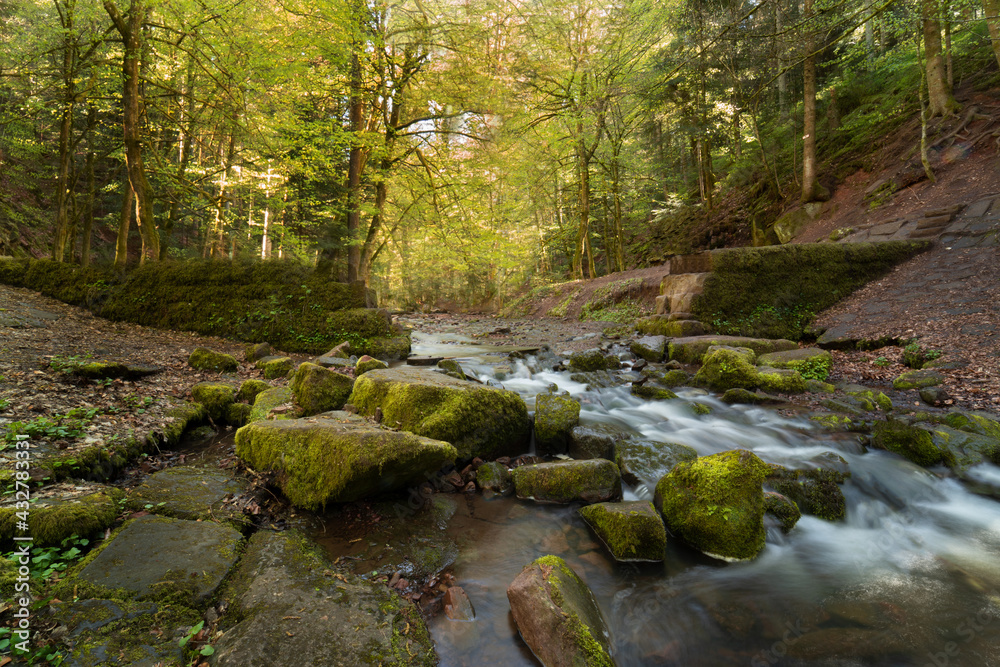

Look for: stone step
[910,227,945,238]
[923,204,962,217]
[962,198,993,218]
[916,215,952,230]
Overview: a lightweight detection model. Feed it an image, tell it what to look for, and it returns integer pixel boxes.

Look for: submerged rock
[476,461,514,497]
[579,500,667,562]
[568,422,630,462]
[617,440,697,487]
[188,347,238,372]
[534,393,581,456]
[289,362,354,416]
[512,460,622,504]
[235,411,457,509]
[349,367,531,459]
[506,555,615,667]
[654,449,769,561]
[763,491,801,532]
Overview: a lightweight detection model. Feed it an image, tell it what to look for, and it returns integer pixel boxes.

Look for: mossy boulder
[636,316,707,337]
[245,342,272,362]
[227,402,253,427]
[765,461,848,521]
[692,347,760,391]
[534,393,581,456]
[506,555,615,667]
[188,347,238,372]
[0,485,123,547]
[722,388,780,405]
[653,449,769,561]
[757,348,832,381]
[568,423,630,462]
[806,379,836,393]
[944,410,1000,440]
[70,361,130,380]
[757,368,807,394]
[579,500,667,562]
[568,349,621,372]
[258,355,294,379]
[631,383,680,400]
[669,336,798,364]
[237,379,270,404]
[706,344,756,364]
[358,355,390,375]
[214,530,436,667]
[892,369,946,391]
[630,335,668,362]
[809,413,856,431]
[476,461,514,497]
[248,386,295,423]
[190,381,236,421]
[764,492,801,532]
[435,358,464,380]
[927,425,1000,474]
[820,396,873,416]
[660,369,691,387]
[289,362,354,416]
[872,419,946,467]
[349,367,531,460]
[511,460,622,504]
[235,411,457,509]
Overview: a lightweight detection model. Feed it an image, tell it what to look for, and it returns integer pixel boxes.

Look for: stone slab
[127,466,246,522]
[962,198,993,218]
[868,220,904,236]
[78,515,242,603]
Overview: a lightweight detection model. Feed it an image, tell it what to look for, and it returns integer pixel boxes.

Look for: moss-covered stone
[511,460,622,504]
[809,413,855,431]
[757,368,807,393]
[0,486,123,547]
[349,367,530,460]
[653,449,768,561]
[806,379,836,393]
[927,425,1000,474]
[944,411,1000,440]
[188,347,239,372]
[506,555,614,667]
[126,467,246,523]
[617,440,697,487]
[661,369,691,387]
[289,362,354,416]
[237,379,270,404]
[872,419,946,467]
[692,347,760,392]
[892,369,946,391]
[568,349,621,372]
[235,411,457,509]
[757,348,832,381]
[630,383,679,400]
[568,423,629,462]
[245,342,272,362]
[842,386,892,412]
[630,335,668,362]
[820,396,873,416]
[534,393,581,456]
[636,316,707,337]
[765,462,848,521]
[358,355,390,375]
[707,344,756,364]
[259,356,294,379]
[579,500,667,562]
[722,388,779,405]
[476,461,514,497]
[71,361,130,380]
[669,335,798,364]
[190,381,236,421]
[764,492,801,532]
[248,386,295,423]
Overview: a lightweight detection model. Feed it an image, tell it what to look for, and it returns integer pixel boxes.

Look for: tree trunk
[160,54,195,260]
[985,0,1000,70]
[53,97,74,261]
[573,134,590,281]
[776,0,788,120]
[345,49,365,283]
[81,104,96,267]
[114,184,133,269]
[923,0,958,117]
[801,0,828,203]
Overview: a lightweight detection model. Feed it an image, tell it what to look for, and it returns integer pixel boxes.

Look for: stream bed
[315,333,1000,666]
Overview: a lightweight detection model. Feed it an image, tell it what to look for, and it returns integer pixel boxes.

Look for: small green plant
[47,353,93,373]
[178,621,215,658]
[798,356,832,381]
[873,356,890,368]
[3,534,90,585]
[2,408,99,446]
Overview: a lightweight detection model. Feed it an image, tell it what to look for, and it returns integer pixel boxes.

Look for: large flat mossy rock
[927,424,1000,473]
[511,459,622,504]
[692,347,760,391]
[872,420,946,467]
[214,531,436,667]
[579,500,667,562]
[506,555,614,667]
[349,367,530,459]
[235,411,457,509]
[654,449,768,562]
[533,393,581,456]
[126,467,246,523]
[757,348,832,381]
[76,515,242,605]
[188,347,238,372]
[0,483,122,547]
[669,336,798,364]
[892,369,946,391]
[636,316,708,338]
[289,362,354,416]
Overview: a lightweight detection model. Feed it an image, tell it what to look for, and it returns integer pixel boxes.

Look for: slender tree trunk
[81,104,96,267]
[918,20,937,183]
[114,185,133,269]
[944,6,953,88]
[984,0,1000,70]
[923,0,958,116]
[865,19,875,64]
[53,97,74,261]
[776,0,788,120]
[801,0,828,203]
[345,49,365,283]
[573,134,589,281]
[160,55,195,260]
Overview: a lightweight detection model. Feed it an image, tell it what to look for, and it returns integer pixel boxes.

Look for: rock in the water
[653,449,768,561]
[617,440,697,487]
[475,461,514,497]
[669,336,798,364]
[568,349,622,372]
[190,381,236,421]
[534,393,581,455]
[349,367,531,459]
[756,367,807,393]
[290,362,354,416]
[435,358,465,379]
[763,491,801,532]
[188,347,238,372]
[630,336,668,362]
[721,388,781,405]
[512,460,622,504]
[872,419,945,467]
[630,383,679,400]
[443,586,476,621]
[765,462,848,521]
[579,500,667,562]
[756,348,832,381]
[76,515,242,605]
[568,422,631,462]
[235,411,457,509]
[506,555,615,667]
[358,354,390,375]
[692,347,760,391]
[892,368,946,390]
[214,531,436,667]
[0,483,122,546]
[927,424,1000,474]
[126,467,246,523]
[248,386,295,423]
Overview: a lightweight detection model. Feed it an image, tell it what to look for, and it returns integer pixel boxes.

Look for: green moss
[757,348,832,381]
[653,449,768,561]
[630,384,679,400]
[763,492,801,532]
[944,411,1000,440]
[757,368,807,393]
[237,379,270,404]
[568,350,621,372]
[669,336,798,364]
[689,402,712,416]
[661,369,690,387]
[476,461,513,495]
[289,362,354,416]
[188,347,238,372]
[190,381,236,421]
[892,369,946,391]
[227,402,252,427]
[534,393,581,454]
[260,356,294,379]
[0,488,123,546]
[692,348,760,391]
[805,379,836,393]
[248,386,295,423]
[765,464,847,521]
[72,361,130,380]
[809,413,854,431]
[691,242,930,340]
[578,501,666,562]
[872,419,947,467]
[635,316,706,337]
[358,356,390,375]
[511,460,622,504]
[245,342,272,361]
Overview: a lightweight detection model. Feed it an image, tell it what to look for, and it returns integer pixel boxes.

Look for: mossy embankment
[0,258,406,355]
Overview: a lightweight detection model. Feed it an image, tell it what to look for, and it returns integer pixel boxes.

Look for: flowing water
[325,333,1000,666]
